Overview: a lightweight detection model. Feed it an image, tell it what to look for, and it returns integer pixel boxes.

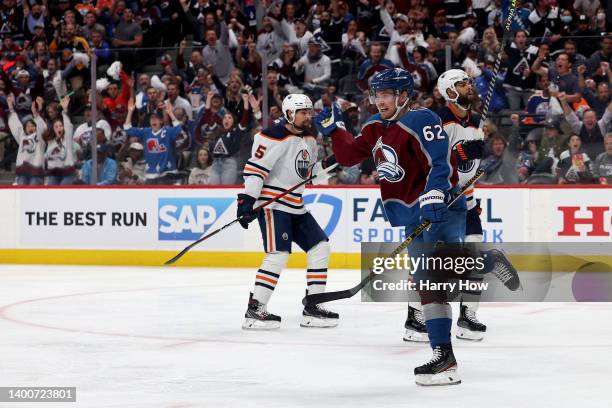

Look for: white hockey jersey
[439,106,483,210]
[243,124,319,215]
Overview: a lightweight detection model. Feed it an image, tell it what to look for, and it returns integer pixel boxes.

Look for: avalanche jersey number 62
[422,125,445,141]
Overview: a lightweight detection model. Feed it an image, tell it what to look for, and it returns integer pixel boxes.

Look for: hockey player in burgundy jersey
[315,68,465,386]
[238,94,339,331]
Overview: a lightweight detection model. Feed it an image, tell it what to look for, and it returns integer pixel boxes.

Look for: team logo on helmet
[295,149,311,179]
[372,137,405,182]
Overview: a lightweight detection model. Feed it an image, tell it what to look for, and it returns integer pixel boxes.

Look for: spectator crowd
[0,0,611,186]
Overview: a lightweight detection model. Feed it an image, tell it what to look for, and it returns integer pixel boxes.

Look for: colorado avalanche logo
[47,144,67,161]
[147,138,167,153]
[21,134,38,154]
[372,137,405,182]
[295,149,311,180]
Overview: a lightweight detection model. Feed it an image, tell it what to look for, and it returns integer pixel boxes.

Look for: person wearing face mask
[528,0,564,51]
[558,9,575,36]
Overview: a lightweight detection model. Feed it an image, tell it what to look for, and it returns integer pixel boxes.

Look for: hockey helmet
[437,69,470,104]
[368,68,414,103]
[369,68,413,120]
[281,93,313,124]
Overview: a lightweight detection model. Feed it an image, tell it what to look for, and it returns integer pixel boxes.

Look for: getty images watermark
[360,242,612,303]
[370,252,489,293]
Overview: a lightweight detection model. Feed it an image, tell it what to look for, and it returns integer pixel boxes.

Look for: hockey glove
[454,140,485,164]
[237,193,258,229]
[322,154,337,169]
[314,103,345,137]
[419,189,448,224]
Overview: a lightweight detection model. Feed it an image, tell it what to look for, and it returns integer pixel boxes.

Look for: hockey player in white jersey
[404,69,520,342]
[238,94,339,330]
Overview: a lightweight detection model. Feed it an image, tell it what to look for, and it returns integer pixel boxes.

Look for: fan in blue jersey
[124,99,184,184]
[315,68,466,386]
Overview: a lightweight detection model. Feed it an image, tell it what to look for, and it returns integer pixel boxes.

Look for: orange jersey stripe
[463,188,474,196]
[244,166,268,177]
[307,274,327,279]
[260,190,303,205]
[256,275,278,285]
[266,209,274,252]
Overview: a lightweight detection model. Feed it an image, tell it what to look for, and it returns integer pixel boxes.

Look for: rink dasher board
[0,185,610,268]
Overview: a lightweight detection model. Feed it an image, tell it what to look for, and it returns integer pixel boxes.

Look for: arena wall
[0,185,610,269]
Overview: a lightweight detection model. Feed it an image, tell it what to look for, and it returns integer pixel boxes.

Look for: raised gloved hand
[419,189,448,225]
[314,103,345,137]
[454,140,485,163]
[236,193,258,229]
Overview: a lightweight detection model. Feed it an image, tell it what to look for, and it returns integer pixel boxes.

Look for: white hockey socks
[253,251,289,305]
[306,241,330,295]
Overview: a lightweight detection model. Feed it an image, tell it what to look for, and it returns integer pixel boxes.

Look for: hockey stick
[301,168,485,306]
[164,162,339,265]
[479,0,518,126]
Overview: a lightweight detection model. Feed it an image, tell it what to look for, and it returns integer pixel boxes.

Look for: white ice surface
[0,265,611,408]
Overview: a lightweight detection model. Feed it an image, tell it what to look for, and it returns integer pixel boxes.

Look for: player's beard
[457,94,472,109]
[292,120,311,133]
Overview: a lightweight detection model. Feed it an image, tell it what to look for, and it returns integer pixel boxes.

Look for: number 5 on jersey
[423,125,445,141]
[255,145,267,158]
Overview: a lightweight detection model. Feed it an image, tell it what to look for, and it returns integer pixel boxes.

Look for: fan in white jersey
[237,93,339,330]
[404,69,520,343]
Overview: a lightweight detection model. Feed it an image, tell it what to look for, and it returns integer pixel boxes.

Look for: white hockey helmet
[437,69,470,104]
[282,93,313,124]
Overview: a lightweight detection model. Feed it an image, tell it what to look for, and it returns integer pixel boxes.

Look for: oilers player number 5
[422,125,445,141]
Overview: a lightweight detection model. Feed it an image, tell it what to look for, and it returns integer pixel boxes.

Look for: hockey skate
[485,248,521,291]
[456,303,486,341]
[301,304,339,328]
[242,293,281,330]
[403,306,429,343]
[414,344,461,386]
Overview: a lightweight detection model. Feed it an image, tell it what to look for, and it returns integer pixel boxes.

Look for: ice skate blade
[300,315,339,328]
[456,326,484,341]
[403,328,429,343]
[415,369,461,386]
[242,318,280,330]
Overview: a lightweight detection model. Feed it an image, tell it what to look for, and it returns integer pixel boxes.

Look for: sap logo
[158,198,234,240]
[558,206,610,237]
[303,193,342,236]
